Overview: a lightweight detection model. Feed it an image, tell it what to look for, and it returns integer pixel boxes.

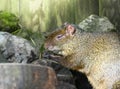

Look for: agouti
[44,23,120,89]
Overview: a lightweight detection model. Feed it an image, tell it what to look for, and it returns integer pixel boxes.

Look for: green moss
[0,11,20,33]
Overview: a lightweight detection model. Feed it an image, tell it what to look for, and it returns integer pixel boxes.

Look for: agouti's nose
[44,43,53,50]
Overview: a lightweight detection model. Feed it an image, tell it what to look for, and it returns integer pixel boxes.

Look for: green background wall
[0,0,119,32]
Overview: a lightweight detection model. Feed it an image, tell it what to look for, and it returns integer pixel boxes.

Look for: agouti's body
[44,23,120,89]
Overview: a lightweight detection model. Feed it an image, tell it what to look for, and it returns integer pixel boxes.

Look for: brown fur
[44,24,120,89]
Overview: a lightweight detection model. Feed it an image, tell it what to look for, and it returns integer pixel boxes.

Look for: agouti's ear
[66,25,76,36]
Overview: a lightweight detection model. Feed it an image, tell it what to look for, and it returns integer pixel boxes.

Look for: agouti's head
[44,23,77,57]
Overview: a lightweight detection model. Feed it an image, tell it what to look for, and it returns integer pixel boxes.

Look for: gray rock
[57,81,77,89]
[0,63,57,89]
[32,59,76,89]
[0,32,38,63]
[32,59,74,83]
[78,15,116,32]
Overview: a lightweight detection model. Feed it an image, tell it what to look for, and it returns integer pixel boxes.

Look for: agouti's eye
[56,34,64,40]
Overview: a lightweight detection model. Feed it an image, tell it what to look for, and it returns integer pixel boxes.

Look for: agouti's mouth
[43,50,63,60]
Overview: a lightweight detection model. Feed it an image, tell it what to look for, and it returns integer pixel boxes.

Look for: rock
[32,59,74,83]
[0,32,38,63]
[57,81,77,89]
[0,63,57,89]
[32,59,77,88]
[78,15,116,32]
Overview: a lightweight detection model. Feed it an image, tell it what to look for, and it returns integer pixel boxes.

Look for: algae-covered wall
[99,0,120,31]
[0,0,99,32]
[0,0,119,32]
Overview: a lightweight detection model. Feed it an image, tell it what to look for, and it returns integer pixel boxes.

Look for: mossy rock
[0,11,20,33]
